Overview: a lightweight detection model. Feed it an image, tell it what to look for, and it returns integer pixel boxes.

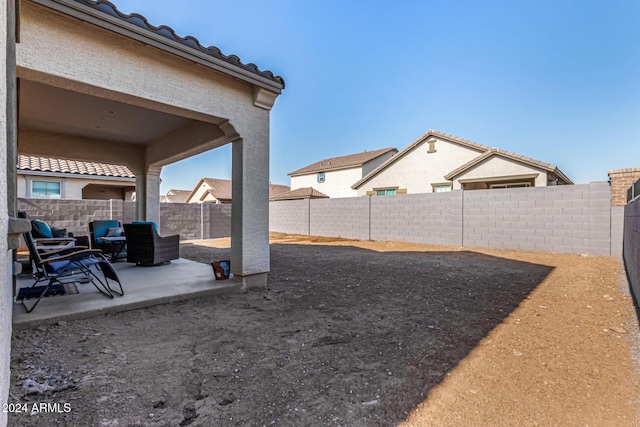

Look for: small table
[101,236,127,261]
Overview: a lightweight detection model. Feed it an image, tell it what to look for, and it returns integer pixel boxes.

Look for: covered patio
[1,0,284,419]
[12,258,242,329]
[15,0,284,287]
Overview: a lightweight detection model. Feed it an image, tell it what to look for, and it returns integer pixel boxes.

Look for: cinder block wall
[370,191,463,246]
[17,198,118,238]
[209,204,232,239]
[609,168,640,206]
[269,199,309,235]
[269,182,618,256]
[463,182,612,255]
[17,199,233,241]
[624,196,640,301]
[310,197,370,240]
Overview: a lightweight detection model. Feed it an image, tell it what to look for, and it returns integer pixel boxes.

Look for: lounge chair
[123,223,179,266]
[20,229,124,313]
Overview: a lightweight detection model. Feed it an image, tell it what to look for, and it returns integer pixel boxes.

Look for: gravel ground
[8,234,640,426]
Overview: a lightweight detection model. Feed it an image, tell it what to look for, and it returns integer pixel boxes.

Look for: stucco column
[1,1,14,425]
[135,165,162,225]
[231,135,270,289]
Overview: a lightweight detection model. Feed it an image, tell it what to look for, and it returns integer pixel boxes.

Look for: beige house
[18,155,135,200]
[353,130,572,196]
[186,178,290,204]
[289,147,397,198]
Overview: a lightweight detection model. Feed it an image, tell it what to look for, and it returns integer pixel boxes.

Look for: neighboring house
[161,189,191,203]
[186,178,290,203]
[288,147,397,198]
[269,187,329,201]
[17,155,135,200]
[352,130,572,196]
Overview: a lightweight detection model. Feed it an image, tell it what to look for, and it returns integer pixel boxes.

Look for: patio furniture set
[16,213,180,313]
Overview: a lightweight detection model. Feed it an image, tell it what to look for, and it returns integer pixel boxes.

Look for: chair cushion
[51,227,68,238]
[93,220,121,244]
[106,227,124,237]
[31,220,53,238]
[132,221,159,233]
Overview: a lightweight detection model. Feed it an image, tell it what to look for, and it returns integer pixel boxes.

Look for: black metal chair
[19,230,124,313]
[123,223,179,266]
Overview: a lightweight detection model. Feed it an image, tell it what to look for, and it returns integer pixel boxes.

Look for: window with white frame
[375,188,396,196]
[433,184,452,193]
[31,181,61,198]
[317,172,325,183]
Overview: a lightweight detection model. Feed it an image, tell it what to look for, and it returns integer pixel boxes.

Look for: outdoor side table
[100,236,127,261]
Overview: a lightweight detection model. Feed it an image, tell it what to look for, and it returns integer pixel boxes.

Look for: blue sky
[116,1,640,194]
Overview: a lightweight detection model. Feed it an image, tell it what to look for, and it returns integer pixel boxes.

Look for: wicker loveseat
[123,223,179,266]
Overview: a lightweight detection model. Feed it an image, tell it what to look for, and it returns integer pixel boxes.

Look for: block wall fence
[16,199,232,241]
[15,182,629,260]
[623,189,640,302]
[270,182,624,257]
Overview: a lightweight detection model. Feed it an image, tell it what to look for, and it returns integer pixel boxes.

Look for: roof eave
[35,0,284,93]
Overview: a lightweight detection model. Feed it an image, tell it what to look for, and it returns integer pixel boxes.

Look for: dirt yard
[8,233,640,426]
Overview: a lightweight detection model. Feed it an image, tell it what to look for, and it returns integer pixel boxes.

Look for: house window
[317,172,325,183]
[489,182,531,189]
[433,184,451,193]
[376,188,396,196]
[31,181,61,198]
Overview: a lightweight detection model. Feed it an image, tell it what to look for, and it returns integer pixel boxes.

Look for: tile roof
[201,178,233,201]
[17,155,135,178]
[352,130,489,189]
[269,187,329,201]
[444,148,573,184]
[162,189,191,203]
[289,147,397,177]
[269,183,291,197]
[75,0,284,88]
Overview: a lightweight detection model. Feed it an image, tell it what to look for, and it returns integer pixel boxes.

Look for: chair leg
[21,278,56,313]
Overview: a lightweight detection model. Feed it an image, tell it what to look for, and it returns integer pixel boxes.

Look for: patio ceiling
[19,80,192,144]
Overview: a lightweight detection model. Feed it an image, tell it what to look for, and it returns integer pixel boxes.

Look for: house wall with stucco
[1,2,12,425]
[356,136,482,196]
[291,151,394,198]
[17,174,134,200]
[451,156,549,190]
[291,168,362,198]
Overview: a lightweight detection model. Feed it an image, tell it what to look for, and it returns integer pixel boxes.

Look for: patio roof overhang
[12,0,285,286]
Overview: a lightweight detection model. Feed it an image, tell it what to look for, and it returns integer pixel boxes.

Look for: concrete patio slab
[12,258,241,329]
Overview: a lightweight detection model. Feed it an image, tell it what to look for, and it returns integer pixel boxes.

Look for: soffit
[19,80,191,144]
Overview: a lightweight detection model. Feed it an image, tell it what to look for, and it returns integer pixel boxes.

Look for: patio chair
[89,220,125,258]
[123,223,179,266]
[20,229,124,313]
[17,211,89,247]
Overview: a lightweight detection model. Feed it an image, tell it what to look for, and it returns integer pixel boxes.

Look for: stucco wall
[452,156,548,189]
[356,136,482,196]
[271,182,620,256]
[291,168,362,198]
[623,196,640,302]
[1,2,11,424]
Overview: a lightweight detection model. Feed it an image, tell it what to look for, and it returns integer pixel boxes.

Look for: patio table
[100,236,127,261]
